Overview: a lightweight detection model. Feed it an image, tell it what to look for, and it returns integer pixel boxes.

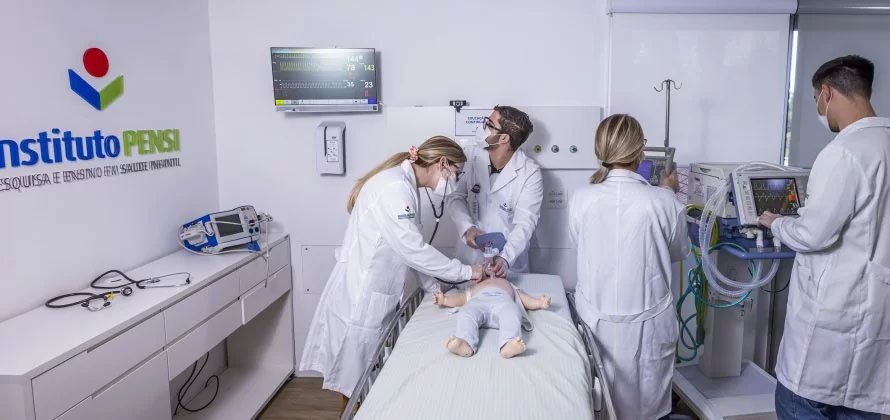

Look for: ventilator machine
[675,162,810,420]
[179,205,273,254]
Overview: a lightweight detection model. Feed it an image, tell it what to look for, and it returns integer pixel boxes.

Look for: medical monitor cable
[697,162,785,297]
[174,351,220,414]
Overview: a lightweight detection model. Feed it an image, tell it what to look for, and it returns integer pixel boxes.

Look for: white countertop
[0,233,289,379]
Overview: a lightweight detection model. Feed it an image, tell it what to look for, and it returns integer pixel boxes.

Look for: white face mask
[817,90,832,131]
[474,125,493,149]
[432,167,455,198]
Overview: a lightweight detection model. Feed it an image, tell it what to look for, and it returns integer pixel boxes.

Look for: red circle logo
[83,48,109,78]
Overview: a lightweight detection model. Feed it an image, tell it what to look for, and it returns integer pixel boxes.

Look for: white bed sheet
[355,274,594,420]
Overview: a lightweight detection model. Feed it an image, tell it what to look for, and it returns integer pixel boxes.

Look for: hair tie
[408,146,419,163]
[602,162,613,169]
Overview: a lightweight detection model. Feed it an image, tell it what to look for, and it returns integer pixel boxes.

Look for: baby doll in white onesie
[433,277,551,358]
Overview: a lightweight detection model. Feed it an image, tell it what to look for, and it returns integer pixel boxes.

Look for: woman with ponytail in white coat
[569,114,688,420]
[300,136,483,404]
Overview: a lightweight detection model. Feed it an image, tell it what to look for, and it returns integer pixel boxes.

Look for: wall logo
[1,45,183,193]
[68,48,124,110]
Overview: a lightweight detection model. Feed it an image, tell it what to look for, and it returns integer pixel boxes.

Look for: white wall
[0,0,219,321]
[208,0,610,374]
[609,13,792,164]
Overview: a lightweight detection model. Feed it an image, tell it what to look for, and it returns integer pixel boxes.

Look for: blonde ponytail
[590,114,645,184]
[346,135,467,213]
[589,167,610,184]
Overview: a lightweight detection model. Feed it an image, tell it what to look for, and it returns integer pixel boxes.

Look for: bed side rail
[341,287,425,420]
[567,292,617,420]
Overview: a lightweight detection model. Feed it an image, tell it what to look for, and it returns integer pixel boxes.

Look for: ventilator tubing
[697,162,786,298]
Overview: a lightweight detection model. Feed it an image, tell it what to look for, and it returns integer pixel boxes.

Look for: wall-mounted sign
[0,46,184,194]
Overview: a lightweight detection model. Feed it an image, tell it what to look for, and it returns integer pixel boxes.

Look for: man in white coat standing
[759,55,890,419]
[447,105,543,277]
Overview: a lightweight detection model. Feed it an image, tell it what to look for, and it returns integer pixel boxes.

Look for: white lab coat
[569,169,689,420]
[299,160,473,397]
[447,142,544,272]
[771,117,890,415]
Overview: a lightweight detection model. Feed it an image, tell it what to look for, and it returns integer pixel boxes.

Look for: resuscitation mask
[817,91,832,132]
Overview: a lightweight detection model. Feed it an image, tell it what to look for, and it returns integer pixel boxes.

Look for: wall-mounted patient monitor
[270,47,379,113]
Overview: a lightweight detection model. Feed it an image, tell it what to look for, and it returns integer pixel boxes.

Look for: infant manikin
[433,261,551,358]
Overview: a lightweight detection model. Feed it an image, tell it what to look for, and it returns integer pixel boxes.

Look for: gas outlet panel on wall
[316,121,345,175]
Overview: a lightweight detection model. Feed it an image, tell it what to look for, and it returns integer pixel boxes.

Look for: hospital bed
[342,273,616,420]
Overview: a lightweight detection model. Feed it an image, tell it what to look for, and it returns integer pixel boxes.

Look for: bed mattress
[354,274,594,420]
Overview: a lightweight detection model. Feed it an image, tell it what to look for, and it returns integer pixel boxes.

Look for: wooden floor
[259,377,342,420]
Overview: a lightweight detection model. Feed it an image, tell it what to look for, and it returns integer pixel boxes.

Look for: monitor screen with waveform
[750,177,801,216]
[270,48,378,112]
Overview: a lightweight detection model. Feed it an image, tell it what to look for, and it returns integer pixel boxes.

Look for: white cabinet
[241,265,292,324]
[0,234,294,420]
[32,313,166,420]
[164,271,240,343]
[167,301,242,379]
[239,257,267,294]
[56,351,171,420]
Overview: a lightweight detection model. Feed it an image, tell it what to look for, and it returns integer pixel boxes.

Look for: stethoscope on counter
[45,269,192,312]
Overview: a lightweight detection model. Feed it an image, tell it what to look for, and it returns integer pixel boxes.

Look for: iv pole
[643,79,681,175]
[654,79,682,149]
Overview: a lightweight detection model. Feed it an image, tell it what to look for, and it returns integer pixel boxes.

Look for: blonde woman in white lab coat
[569,114,688,420]
[300,136,483,404]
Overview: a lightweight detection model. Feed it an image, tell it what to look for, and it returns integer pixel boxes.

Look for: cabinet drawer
[239,256,267,294]
[242,265,292,324]
[32,313,165,420]
[55,351,171,420]
[166,301,241,379]
[164,271,239,343]
[267,239,291,276]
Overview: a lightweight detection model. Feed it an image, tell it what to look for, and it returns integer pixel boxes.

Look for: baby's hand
[433,291,446,307]
[537,295,551,310]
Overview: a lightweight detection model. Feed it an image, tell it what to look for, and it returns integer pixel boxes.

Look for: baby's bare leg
[518,290,551,310]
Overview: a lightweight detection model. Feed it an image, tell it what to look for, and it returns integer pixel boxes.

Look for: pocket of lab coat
[640,310,677,413]
[801,308,858,386]
[793,260,821,302]
[643,309,679,361]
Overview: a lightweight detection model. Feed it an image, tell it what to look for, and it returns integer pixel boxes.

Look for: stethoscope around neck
[45,269,191,312]
[423,184,473,286]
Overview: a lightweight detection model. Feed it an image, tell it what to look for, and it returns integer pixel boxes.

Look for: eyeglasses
[451,166,465,183]
[484,117,505,133]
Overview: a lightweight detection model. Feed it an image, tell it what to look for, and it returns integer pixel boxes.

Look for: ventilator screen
[751,178,801,216]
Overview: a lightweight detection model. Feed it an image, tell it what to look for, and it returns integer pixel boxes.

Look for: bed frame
[341,289,616,420]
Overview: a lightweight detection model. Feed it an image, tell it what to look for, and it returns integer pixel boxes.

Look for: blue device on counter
[179,205,264,254]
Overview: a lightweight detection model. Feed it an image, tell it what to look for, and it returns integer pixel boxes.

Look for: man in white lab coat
[759,55,890,419]
[447,105,543,277]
